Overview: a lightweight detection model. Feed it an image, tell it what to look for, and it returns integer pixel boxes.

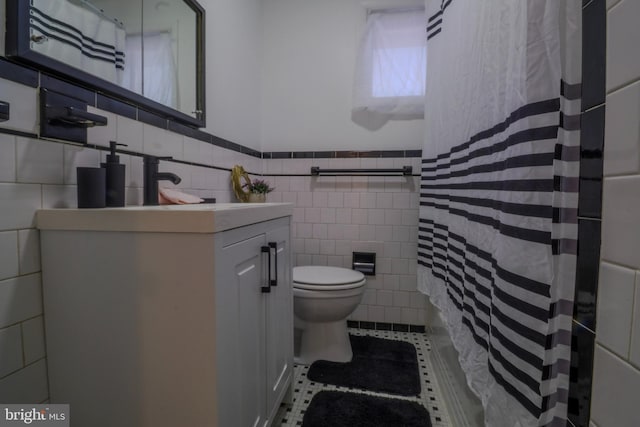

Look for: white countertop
[36,203,293,233]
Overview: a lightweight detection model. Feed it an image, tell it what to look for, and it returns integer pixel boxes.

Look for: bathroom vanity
[36,203,293,427]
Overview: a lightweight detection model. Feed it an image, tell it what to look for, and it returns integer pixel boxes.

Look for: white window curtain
[352,8,426,128]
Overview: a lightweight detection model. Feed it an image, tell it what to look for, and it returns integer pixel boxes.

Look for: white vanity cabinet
[215,219,293,427]
[36,204,293,427]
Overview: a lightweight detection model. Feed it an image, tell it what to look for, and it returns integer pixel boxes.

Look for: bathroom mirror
[5,0,206,127]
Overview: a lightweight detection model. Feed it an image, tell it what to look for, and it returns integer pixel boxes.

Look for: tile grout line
[627,271,639,361]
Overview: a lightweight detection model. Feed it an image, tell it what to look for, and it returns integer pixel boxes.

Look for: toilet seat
[293,266,366,291]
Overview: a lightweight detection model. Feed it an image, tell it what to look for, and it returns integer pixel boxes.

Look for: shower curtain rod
[310,166,413,176]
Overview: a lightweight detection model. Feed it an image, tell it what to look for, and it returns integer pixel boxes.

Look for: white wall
[590,1,640,427]
[259,0,424,152]
[204,0,263,150]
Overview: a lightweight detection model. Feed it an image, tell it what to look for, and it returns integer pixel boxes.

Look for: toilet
[293,266,366,365]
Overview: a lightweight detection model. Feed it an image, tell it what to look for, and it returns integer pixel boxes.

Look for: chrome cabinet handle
[261,246,271,293]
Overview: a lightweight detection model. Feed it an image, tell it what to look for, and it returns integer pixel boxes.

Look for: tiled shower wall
[587,0,640,426]
[264,156,426,325]
[0,72,259,402]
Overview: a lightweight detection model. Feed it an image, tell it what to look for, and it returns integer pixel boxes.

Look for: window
[353,8,426,122]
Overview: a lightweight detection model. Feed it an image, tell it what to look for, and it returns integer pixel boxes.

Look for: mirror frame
[5,0,206,128]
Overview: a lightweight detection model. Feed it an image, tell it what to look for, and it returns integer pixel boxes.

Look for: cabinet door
[264,224,293,421]
[219,234,267,427]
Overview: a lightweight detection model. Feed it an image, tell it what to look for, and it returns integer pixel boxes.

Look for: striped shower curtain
[418,1,581,426]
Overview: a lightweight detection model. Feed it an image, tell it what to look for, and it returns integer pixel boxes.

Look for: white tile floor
[275,328,453,426]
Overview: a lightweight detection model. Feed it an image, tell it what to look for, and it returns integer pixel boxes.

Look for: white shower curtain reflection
[123,32,178,108]
[418,1,581,426]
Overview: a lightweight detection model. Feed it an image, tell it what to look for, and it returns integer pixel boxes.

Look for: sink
[37,203,294,234]
[156,203,279,210]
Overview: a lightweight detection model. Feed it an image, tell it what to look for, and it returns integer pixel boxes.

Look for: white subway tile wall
[0,325,23,377]
[0,79,38,134]
[115,116,144,153]
[595,263,635,358]
[86,107,116,148]
[0,183,41,230]
[590,346,640,427]
[601,176,640,268]
[264,156,426,325]
[591,1,640,426]
[0,359,48,403]
[142,124,184,159]
[0,274,43,329]
[16,138,64,184]
[0,133,16,182]
[21,316,45,366]
[0,231,19,280]
[603,82,640,176]
[606,0,640,92]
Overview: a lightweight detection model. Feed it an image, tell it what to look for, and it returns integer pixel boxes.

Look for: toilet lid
[293,266,365,287]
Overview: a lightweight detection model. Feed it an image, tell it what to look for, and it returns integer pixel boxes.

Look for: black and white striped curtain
[418,1,581,426]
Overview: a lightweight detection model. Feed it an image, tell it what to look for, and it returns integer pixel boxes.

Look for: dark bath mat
[301,390,432,427]
[307,335,421,396]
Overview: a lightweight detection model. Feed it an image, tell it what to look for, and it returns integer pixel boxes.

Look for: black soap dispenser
[102,141,127,207]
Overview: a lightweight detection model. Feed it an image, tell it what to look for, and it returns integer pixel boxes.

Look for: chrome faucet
[143,155,182,206]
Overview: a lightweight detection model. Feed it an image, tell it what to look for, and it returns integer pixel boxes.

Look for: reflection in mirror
[25,0,200,121]
[141,0,197,115]
[29,0,139,88]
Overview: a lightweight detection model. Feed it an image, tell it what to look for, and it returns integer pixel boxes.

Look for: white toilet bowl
[293,266,365,365]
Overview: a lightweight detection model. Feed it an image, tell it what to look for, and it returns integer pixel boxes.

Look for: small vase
[248,193,266,203]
